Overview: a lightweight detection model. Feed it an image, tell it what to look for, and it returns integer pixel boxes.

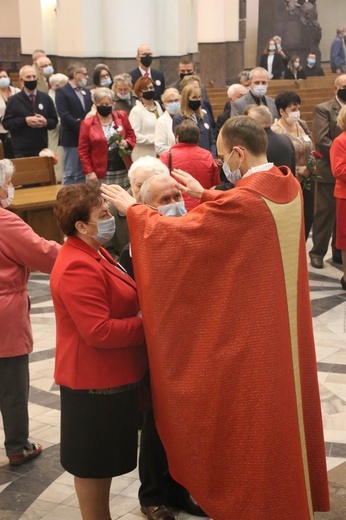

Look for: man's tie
[29,94,35,111]
[144,72,149,77]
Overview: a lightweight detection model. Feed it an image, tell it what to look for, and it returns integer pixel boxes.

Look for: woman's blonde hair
[180,84,203,119]
[337,105,346,130]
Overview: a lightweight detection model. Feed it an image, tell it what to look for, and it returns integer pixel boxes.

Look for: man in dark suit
[246,104,296,173]
[128,44,165,102]
[309,75,346,268]
[3,65,58,158]
[168,56,210,102]
[55,63,92,185]
[232,67,279,121]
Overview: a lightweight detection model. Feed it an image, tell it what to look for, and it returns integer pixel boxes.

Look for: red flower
[312,150,323,159]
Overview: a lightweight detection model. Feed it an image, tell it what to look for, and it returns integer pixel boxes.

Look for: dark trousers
[302,181,315,240]
[139,409,188,507]
[0,354,30,456]
[310,182,339,258]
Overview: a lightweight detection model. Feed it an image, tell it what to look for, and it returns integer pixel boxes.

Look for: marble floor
[0,237,346,519]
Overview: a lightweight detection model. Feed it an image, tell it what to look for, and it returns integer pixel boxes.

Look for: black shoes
[341,276,346,290]
[140,505,175,520]
[310,256,323,269]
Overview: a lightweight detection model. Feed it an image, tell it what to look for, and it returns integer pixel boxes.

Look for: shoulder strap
[298,119,310,136]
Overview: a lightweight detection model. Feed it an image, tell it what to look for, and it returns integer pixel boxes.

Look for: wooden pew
[9,156,63,244]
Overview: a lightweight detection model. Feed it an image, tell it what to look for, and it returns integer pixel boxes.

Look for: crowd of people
[2,30,346,520]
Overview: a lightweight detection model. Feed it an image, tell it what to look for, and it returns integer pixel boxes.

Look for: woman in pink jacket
[0,159,60,466]
[330,105,346,290]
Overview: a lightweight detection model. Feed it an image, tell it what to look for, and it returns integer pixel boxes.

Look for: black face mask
[97,105,112,117]
[179,72,193,80]
[142,90,155,100]
[24,80,37,91]
[337,88,346,102]
[188,99,201,111]
[140,55,153,68]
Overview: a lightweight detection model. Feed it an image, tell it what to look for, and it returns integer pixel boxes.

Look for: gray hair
[247,105,273,128]
[161,87,180,104]
[140,173,173,205]
[113,73,133,87]
[227,83,245,99]
[0,159,15,187]
[249,67,269,80]
[128,156,169,185]
[93,87,114,104]
[49,73,68,90]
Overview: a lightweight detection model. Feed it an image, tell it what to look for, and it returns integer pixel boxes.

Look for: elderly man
[128,44,165,101]
[246,104,295,172]
[232,66,279,120]
[2,65,58,157]
[55,62,92,185]
[112,73,136,115]
[101,116,329,520]
[309,75,346,268]
[215,83,247,138]
[330,26,346,73]
[36,55,55,93]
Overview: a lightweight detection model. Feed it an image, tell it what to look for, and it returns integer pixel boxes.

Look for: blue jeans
[63,147,85,185]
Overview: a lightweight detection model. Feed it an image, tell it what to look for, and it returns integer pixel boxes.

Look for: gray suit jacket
[313,97,342,183]
[232,91,279,120]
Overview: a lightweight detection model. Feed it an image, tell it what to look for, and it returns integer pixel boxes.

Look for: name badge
[204,123,210,129]
[81,90,86,96]
[38,103,43,110]
[155,80,161,86]
[303,135,310,142]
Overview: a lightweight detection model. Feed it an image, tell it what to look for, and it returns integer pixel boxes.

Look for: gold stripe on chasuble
[260,193,313,519]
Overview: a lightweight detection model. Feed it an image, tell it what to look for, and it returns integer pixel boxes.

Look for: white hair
[140,173,173,205]
[93,87,114,104]
[247,105,273,128]
[49,73,68,89]
[0,159,15,187]
[227,83,246,99]
[128,156,169,185]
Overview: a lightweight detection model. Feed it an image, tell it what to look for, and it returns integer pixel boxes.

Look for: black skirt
[60,385,139,478]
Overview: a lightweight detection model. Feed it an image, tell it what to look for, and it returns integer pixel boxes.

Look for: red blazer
[330,129,346,199]
[160,142,220,210]
[50,236,147,390]
[78,111,136,178]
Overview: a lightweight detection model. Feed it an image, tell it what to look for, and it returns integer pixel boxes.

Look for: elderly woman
[271,90,314,239]
[154,87,180,156]
[0,69,20,158]
[173,83,216,157]
[0,159,60,466]
[48,73,68,182]
[330,105,346,289]
[129,77,163,161]
[51,183,147,520]
[112,73,136,115]
[78,87,136,189]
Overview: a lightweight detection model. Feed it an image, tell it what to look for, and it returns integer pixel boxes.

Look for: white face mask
[86,216,116,245]
[43,65,54,76]
[286,110,300,124]
[252,85,267,98]
[157,201,187,217]
[222,151,242,184]
[117,92,131,100]
[1,186,15,208]
[0,77,10,88]
[100,78,112,87]
[78,77,88,88]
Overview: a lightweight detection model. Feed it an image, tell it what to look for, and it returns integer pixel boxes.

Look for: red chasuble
[127,166,330,520]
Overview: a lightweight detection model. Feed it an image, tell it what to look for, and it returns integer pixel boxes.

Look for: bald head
[335,74,346,102]
[227,84,247,103]
[247,105,273,129]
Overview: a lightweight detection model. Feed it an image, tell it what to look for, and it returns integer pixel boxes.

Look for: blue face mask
[166,101,180,115]
[100,77,112,87]
[307,58,316,66]
[43,66,54,76]
[87,216,116,244]
[0,77,10,88]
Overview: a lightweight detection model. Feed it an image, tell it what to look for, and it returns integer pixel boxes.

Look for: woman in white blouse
[154,88,180,156]
[129,77,163,161]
